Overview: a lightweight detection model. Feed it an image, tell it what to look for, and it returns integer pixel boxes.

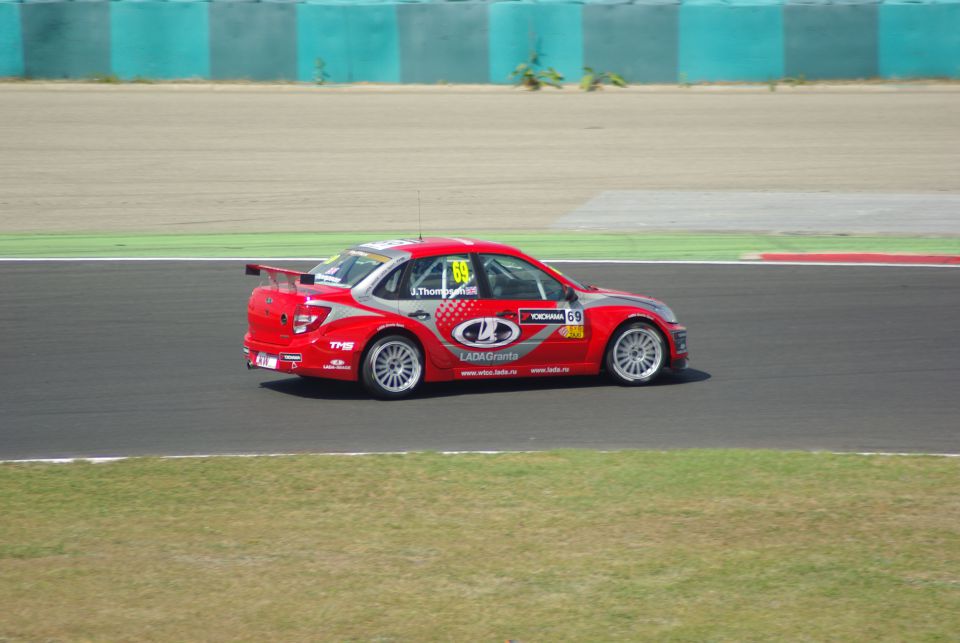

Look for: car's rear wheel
[605,321,665,385]
[362,335,424,399]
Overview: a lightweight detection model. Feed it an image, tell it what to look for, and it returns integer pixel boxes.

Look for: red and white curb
[751,252,960,266]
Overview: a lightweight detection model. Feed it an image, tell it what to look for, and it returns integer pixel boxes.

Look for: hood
[583,287,679,323]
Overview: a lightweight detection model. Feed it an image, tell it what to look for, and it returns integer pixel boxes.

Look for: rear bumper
[243,333,357,380]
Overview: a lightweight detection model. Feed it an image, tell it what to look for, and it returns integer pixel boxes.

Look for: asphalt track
[1,261,958,460]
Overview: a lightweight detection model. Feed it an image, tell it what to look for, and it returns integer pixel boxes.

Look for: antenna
[417,190,423,241]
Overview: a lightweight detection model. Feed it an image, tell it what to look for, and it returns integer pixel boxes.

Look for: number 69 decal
[565,309,583,325]
[451,260,471,284]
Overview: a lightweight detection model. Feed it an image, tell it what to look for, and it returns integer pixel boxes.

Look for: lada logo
[452,317,521,349]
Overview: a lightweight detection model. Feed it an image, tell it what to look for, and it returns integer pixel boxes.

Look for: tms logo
[330,341,355,351]
[452,318,521,349]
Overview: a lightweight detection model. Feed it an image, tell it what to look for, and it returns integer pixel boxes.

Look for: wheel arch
[358,326,426,381]
[603,315,672,369]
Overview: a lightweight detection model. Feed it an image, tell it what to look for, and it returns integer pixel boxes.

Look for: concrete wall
[1,0,958,83]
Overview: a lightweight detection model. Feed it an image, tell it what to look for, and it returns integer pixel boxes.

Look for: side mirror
[563,285,579,302]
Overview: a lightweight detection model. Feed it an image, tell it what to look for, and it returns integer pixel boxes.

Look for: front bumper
[669,327,689,370]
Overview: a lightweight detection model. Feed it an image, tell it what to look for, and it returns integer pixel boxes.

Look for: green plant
[89,73,120,84]
[510,52,564,90]
[784,74,808,87]
[580,67,627,92]
[313,58,329,85]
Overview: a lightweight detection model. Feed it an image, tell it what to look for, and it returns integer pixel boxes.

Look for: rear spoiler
[245,264,317,285]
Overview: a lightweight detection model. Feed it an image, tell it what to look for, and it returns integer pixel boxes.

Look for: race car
[243,238,688,399]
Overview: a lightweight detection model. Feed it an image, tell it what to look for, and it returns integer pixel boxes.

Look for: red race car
[243,238,688,399]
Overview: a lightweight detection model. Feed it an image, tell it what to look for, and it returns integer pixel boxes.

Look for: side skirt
[453,363,597,380]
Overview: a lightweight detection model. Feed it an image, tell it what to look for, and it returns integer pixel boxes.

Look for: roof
[355,237,520,259]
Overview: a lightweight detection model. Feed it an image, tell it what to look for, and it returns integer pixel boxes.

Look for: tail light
[293,304,330,334]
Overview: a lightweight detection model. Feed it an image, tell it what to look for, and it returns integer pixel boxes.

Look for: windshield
[543,263,588,290]
[308,249,390,288]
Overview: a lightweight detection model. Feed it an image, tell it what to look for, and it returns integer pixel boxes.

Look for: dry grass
[1,450,958,641]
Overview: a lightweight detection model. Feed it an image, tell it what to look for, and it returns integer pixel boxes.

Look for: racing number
[452,260,470,284]
[565,309,583,325]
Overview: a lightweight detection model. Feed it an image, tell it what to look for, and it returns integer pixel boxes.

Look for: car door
[472,253,591,369]
[396,252,496,369]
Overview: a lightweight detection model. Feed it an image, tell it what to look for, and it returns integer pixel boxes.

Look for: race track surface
[1,262,958,459]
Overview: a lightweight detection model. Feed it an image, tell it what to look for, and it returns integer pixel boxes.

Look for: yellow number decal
[452,261,470,284]
[565,325,585,339]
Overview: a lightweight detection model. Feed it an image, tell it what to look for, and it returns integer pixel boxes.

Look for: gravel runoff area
[557,191,960,234]
[1,83,959,235]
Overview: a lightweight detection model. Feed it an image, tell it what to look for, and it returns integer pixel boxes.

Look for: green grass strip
[1,231,959,260]
[1,450,958,640]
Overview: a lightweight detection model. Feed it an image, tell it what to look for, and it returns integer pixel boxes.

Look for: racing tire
[361,335,424,400]
[604,321,666,386]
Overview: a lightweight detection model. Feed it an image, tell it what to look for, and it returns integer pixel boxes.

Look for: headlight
[652,303,678,324]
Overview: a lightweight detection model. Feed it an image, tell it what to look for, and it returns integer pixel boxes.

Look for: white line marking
[851,452,960,458]
[1,257,958,268]
[0,257,327,262]
[2,450,958,465]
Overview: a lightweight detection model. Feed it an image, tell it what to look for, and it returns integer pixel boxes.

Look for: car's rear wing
[245,264,318,288]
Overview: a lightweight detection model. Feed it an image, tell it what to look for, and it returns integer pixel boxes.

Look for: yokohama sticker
[519,308,584,326]
[519,309,566,325]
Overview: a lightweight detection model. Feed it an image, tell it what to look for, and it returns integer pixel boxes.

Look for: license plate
[255,352,278,369]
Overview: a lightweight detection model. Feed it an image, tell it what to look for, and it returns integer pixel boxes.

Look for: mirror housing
[563,285,579,302]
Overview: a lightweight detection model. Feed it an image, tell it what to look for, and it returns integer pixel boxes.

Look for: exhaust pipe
[246,360,255,370]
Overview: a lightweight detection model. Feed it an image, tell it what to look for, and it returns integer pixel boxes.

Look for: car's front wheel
[605,321,666,385]
[362,335,424,399]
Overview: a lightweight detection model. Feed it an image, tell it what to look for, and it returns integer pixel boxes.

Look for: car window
[480,254,565,301]
[406,254,478,300]
[308,249,390,288]
[373,264,406,299]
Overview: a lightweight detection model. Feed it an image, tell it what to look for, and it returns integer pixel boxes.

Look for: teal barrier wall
[785,3,878,79]
[111,1,209,80]
[398,3,489,83]
[879,1,960,77]
[4,0,960,82]
[21,0,111,78]
[210,1,297,80]
[297,3,400,83]
[489,3,583,84]
[679,3,784,82]
[0,1,23,77]
[583,4,678,83]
